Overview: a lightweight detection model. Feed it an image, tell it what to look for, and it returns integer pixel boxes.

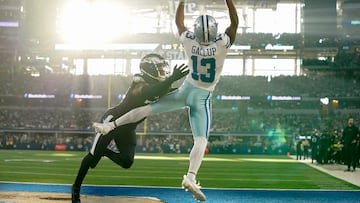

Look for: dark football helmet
[194,15,218,45]
[140,53,170,83]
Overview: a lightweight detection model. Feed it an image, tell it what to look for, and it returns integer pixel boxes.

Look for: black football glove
[169,64,189,82]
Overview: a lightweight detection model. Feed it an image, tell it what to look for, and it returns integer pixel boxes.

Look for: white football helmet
[194,15,218,45]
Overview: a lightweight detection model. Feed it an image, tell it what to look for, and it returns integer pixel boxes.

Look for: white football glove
[93,122,115,135]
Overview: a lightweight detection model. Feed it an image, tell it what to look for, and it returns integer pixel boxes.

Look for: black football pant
[73,126,136,188]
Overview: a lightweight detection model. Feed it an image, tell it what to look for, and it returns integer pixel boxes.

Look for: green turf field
[0,150,358,190]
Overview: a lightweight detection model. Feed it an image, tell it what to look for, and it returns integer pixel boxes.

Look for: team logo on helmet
[194,15,218,45]
[140,53,170,83]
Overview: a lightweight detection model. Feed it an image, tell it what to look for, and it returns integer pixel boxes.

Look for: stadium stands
[0,68,359,160]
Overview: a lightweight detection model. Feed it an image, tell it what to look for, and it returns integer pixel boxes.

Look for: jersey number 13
[191,55,216,83]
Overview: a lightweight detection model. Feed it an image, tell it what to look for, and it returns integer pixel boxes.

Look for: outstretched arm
[141,64,189,99]
[175,0,187,35]
[93,64,189,135]
[224,0,239,45]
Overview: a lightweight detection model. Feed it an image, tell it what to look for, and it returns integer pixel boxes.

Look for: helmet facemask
[194,15,218,46]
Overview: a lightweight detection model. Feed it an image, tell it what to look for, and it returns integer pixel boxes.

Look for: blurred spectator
[341,117,359,172]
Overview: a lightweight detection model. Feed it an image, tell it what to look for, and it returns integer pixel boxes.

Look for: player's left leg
[72,152,101,203]
[181,89,211,202]
[182,136,207,202]
[104,128,136,169]
[72,113,115,203]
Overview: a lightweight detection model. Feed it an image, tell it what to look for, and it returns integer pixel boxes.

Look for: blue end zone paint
[0,182,359,203]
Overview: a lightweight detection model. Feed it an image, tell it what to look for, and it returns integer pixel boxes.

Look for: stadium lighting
[0,21,19,27]
[57,1,128,44]
[230,45,251,50]
[54,43,159,51]
[320,97,329,105]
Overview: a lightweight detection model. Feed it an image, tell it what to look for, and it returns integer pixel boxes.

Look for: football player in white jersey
[93,0,238,201]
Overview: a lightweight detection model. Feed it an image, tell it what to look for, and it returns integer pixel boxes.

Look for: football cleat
[71,185,81,203]
[93,122,115,135]
[181,175,206,202]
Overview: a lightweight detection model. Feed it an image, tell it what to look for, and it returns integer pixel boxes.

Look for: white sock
[187,136,207,181]
[186,172,196,181]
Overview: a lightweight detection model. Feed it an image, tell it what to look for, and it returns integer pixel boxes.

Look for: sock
[187,172,196,182]
[187,136,207,181]
[73,154,93,187]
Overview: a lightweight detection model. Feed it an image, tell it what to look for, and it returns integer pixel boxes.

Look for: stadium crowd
[0,69,359,165]
[1,71,360,99]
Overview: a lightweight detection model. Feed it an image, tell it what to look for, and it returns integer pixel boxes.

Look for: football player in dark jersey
[71,53,189,203]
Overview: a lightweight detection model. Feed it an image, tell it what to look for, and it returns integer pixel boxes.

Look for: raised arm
[175,0,187,35]
[141,64,189,99]
[224,0,239,45]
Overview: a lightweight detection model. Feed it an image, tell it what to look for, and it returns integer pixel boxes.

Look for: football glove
[168,64,189,82]
[93,121,115,135]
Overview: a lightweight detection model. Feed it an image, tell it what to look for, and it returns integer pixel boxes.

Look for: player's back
[180,31,231,92]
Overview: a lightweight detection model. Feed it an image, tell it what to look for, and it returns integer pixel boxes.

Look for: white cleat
[92,122,114,135]
[181,175,206,202]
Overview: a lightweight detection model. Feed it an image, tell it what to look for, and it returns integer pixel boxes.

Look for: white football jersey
[180,30,231,91]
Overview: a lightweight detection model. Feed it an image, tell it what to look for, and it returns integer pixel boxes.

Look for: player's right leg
[93,105,152,135]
